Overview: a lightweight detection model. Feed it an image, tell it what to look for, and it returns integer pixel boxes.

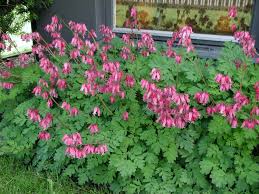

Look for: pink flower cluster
[27,109,52,140]
[93,106,101,117]
[119,16,138,59]
[234,91,250,106]
[38,131,51,140]
[120,46,135,61]
[32,86,42,96]
[81,61,126,103]
[5,60,15,68]
[137,33,156,57]
[99,25,115,43]
[27,109,52,130]
[0,34,7,50]
[65,144,108,159]
[56,79,67,90]
[68,21,87,37]
[45,15,63,38]
[122,112,129,121]
[215,74,232,91]
[69,21,96,42]
[0,71,11,79]
[18,54,31,68]
[178,26,194,52]
[194,92,210,105]
[0,82,14,89]
[120,34,136,61]
[34,46,72,108]
[250,106,259,116]
[32,44,45,58]
[0,34,12,51]
[242,104,259,129]
[32,83,54,108]
[39,58,59,82]
[228,6,238,18]
[65,24,119,102]
[166,26,193,63]
[242,119,259,129]
[0,34,35,91]
[238,84,259,129]
[228,6,238,32]
[122,34,135,47]
[207,91,249,128]
[63,133,82,146]
[27,109,41,122]
[102,62,125,99]
[88,124,99,134]
[61,102,79,116]
[234,31,256,57]
[45,16,66,55]
[125,74,135,88]
[0,56,13,88]
[21,32,41,42]
[52,38,66,56]
[62,62,72,74]
[124,7,139,29]
[40,113,53,130]
[141,79,200,128]
[62,133,108,159]
[150,68,161,81]
[254,82,259,101]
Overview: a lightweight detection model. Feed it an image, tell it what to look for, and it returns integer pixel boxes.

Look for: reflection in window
[116,0,254,35]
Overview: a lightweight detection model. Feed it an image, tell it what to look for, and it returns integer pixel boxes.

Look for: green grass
[0,156,109,194]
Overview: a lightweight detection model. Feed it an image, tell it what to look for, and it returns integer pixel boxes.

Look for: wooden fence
[118,0,254,9]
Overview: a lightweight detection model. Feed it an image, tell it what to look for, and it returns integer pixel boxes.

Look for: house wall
[35,0,258,52]
[34,0,108,42]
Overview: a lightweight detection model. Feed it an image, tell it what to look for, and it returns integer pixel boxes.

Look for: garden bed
[0,6,259,194]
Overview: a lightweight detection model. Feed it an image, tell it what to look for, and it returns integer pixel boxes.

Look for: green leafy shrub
[0,60,41,155]
[0,0,53,34]
[0,7,259,194]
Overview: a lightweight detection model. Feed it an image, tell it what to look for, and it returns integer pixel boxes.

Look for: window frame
[106,0,258,45]
[251,0,259,51]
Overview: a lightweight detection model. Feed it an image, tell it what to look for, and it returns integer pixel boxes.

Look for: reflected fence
[117,0,254,9]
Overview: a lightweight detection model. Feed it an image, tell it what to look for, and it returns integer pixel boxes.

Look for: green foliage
[0,0,53,34]
[0,156,109,193]
[0,64,40,103]
[0,36,259,194]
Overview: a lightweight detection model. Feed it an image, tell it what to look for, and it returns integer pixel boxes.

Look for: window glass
[116,0,254,35]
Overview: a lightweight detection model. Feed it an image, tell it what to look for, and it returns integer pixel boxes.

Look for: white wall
[1,22,33,58]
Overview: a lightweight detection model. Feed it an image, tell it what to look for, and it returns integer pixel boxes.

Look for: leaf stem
[99,95,113,115]
[187,56,216,104]
[49,95,73,130]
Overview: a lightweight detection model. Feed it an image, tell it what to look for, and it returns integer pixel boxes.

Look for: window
[113,0,255,43]
[31,0,259,57]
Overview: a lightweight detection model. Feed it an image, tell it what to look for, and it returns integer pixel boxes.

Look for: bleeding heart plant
[1,6,259,194]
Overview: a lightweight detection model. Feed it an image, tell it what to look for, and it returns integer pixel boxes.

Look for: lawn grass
[0,156,109,194]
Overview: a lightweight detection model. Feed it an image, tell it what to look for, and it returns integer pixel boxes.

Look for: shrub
[0,0,53,34]
[0,56,41,155]
[1,7,259,194]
